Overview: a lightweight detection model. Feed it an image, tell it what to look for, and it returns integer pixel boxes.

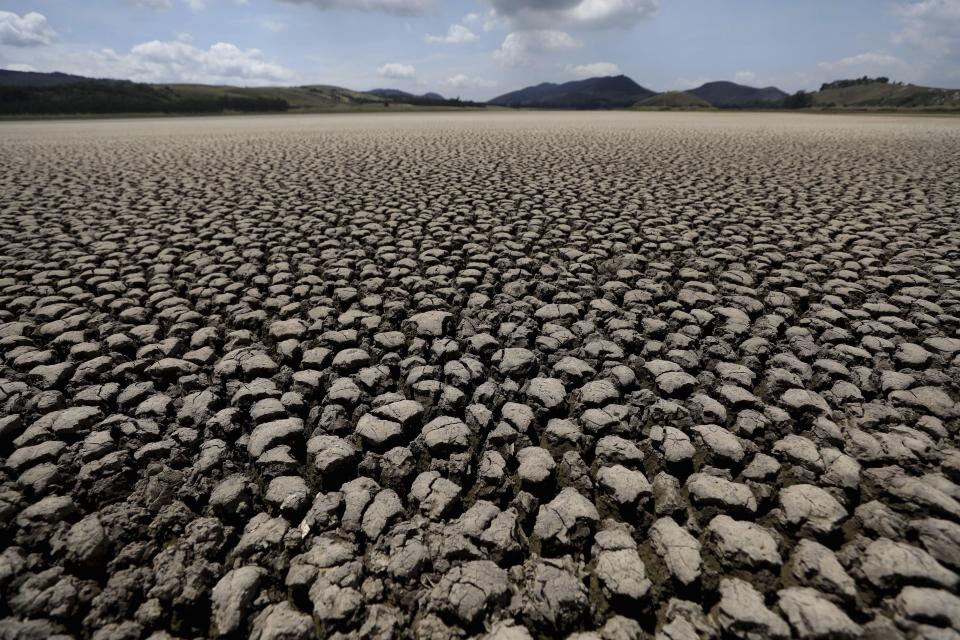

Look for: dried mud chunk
[714,577,790,640]
[210,566,264,636]
[525,377,567,412]
[889,386,958,418]
[776,587,861,639]
[533,487,599,553]
[360,489,403,540]
[410,471,461,519]
[248,418,303,459]
[686,473,757,514]
[655,371,698,398]
[249,601,314,640]
[789,539,856,600]
[894,586,960,630]
[406,310,454,337]
[493,348,537,376]
[233,512,290,557]
[594,548,651,602]
[64,514,110,569]
[355,413,404,450]
[778,484,847,536]
[517,446,556,488]
[911,518,960,570]
[596,464,651,509]
[649,517,702,586]
[692,424,744,465]
[781,389,832,416]
[519,558,590,633]
[660,426,696,464]
[860,538,958,590]
[707,515,781,569]
[428,560,510,626]
[265,476,309,516]
[659,598,719,640]
[6,440,67,472]
[422,416,472,456]
[209,474,251,516]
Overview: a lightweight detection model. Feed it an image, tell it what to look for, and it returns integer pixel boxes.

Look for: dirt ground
[1,111,959,639]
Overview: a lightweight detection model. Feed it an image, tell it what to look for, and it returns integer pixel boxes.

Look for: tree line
[0,81,289,115]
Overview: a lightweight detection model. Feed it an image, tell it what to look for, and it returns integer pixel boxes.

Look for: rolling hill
[4,68,959,115]
[812,80,960,109]
[687,81,788,108]
[159,83,388,108]
[633,91,712,109]
[0,69,104,87]
[370,88,446,102]
[488,75,656,109]
[0,69,497,115]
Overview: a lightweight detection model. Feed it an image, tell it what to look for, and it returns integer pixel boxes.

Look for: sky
[1,0,959,100]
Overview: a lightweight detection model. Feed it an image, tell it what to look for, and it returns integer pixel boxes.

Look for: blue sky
[1,0,958,100]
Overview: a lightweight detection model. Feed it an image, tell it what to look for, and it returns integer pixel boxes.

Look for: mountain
[489,75,656,109]
[633,91,711,109]
[369,88,446,102]
[687,81,788,108]
[812,80,960,109]
[0,68,491,115]
[167,83,387,108]
[0,69,103,87]
[0,74,392,115]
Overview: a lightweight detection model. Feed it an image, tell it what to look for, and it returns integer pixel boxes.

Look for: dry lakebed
[1,111,959,639]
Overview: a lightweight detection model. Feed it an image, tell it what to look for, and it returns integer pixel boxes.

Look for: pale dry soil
[1,112,960,640]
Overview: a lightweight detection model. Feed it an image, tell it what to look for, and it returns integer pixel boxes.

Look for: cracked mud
[1,112,959,639]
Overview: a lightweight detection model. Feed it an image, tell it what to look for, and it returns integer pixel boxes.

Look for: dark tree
[783,90,814,109]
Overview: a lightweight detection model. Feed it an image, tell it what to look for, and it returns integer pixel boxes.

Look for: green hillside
[632,91,712,109]
[156,83,389,109]
[813,81,960,109]
[0,68,492,116]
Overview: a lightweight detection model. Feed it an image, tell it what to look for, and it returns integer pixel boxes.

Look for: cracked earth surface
[1,112,959,639]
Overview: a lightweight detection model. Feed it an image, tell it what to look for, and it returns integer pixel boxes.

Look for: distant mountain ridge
[487,76,790,110]
[0,69,111,87]
[370,88,446,102]
[686,81,788,108]
[488,75,655,109]
[2,68,959,114]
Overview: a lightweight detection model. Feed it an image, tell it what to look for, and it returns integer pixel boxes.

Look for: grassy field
[813,82,960,109]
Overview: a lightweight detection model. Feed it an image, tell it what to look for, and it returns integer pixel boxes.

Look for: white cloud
[893,0,960,54]
[277,0,432,15]
[58,40,297,85]
[378,62,416,78]
[486,0,657,30]
[184,0,208,9]
[423,24,478,44]
[482,10,505,31]
[564,61,621,78]
[818,52,905,71]
[734,70,756,84]
[0,11,57,47]
[5,62,36,72]
[493,30,581,66]
[444,74,497,88]
[463,12,481,23]
[128,0,173,8]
